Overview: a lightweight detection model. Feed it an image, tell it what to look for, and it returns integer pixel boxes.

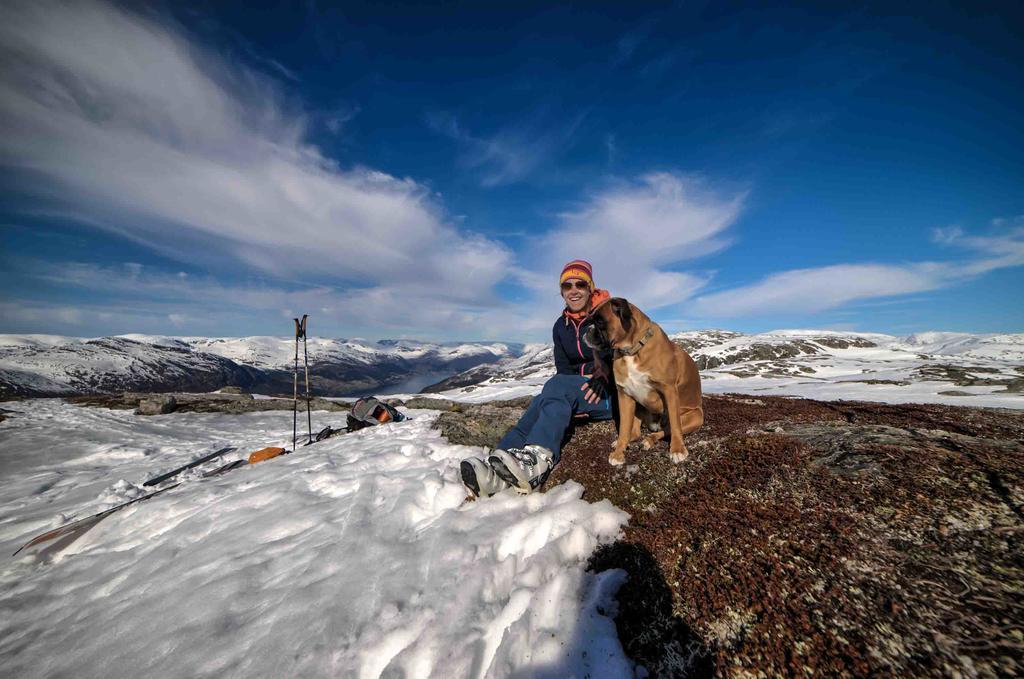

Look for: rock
[434,403,527,448]
[135,395,177,415]
[73,392,349,414]
[404,396,457,410]
[492,396,535,409]
[218,386,249,396]
[401,395,532,411]
[308,397,348,411]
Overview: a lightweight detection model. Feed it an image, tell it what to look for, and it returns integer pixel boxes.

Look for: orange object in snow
[248,447,287,464]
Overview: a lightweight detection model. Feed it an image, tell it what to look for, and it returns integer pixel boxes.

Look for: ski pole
[301,314,312,444]
[293,316,301,451]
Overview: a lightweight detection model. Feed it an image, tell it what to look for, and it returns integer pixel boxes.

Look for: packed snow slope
[420,330,1024,409]
[0,335,521,398]
[0,400,630,678]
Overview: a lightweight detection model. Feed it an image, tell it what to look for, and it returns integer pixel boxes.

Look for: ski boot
[460,457,510,498]
[488,445,554,494]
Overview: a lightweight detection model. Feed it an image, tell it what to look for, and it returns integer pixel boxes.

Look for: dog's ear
[612,298,633,333]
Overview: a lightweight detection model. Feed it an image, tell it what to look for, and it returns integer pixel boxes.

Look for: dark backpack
[347,397,406,431]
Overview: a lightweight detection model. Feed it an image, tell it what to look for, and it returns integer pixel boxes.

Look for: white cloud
[691,226,1024,318]
[527,173,745,309]
[8,259,552,341]
[931,225,963,245]
[691,263,943,317]
[0,0,511,303]
[427,111,582,187]
[938,225,1024,275]
[324,104,360,134]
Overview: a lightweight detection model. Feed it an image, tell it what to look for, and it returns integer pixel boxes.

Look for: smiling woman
[460,259,616,498]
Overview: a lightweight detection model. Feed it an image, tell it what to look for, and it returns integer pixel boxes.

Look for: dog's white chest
[618,355,654,402]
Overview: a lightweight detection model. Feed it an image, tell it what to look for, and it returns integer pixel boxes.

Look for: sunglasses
[561,280,590,291]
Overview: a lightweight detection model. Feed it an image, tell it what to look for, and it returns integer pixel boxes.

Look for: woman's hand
[580,358,611,404]
[580,376,608,404]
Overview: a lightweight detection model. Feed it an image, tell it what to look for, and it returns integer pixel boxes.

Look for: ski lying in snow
[12,483,180,557]
[203,459,247,477]
[143,446,235,487]
[14,447,288,557]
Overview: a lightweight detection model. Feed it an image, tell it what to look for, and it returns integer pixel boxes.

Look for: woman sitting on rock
[461,259,614,497]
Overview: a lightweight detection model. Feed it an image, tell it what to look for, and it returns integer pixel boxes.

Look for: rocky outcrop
[915,363,1024,392]
[135,395,177,415]
[433,399,532,448]
[70,392,353,414]
[690,339,825,370]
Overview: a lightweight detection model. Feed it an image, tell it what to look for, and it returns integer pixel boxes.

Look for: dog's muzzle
[583,324,609,352]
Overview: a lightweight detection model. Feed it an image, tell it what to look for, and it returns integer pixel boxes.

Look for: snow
[897,331,1024,360]
[0,334,81,348]
[115,333,191,349]
[0,400,632,678]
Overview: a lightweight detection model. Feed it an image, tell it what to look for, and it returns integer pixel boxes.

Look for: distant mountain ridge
[0,335,524,398]
[419,329,1024,407]
[2,330,1021,406]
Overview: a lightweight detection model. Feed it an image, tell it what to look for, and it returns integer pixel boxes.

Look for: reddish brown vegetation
[547,394,1023,677]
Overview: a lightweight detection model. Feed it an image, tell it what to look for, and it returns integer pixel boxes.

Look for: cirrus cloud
[691,224,1024,318]
[0,0,511,305]
[522,172,745,309]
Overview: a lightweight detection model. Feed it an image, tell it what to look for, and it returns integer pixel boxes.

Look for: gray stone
[136,395,177,415]
[434,403,527,448]
[404,396,457,410]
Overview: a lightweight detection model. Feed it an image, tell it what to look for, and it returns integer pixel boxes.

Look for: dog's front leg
[663,383,688,463]
[611,406,643,450]
[609,387,635,466]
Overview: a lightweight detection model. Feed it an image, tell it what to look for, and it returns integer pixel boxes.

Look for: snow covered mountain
[2,330,1021,408]
[421,343,554,394]
[418,330,1024,409]
[0,335,523,398]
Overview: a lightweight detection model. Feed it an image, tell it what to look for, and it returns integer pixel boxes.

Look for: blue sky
[1,0,1022,342]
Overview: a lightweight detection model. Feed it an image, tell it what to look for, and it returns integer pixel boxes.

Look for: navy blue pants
[497,374,613,463]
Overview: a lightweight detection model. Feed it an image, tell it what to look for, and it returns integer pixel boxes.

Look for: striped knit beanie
[559,259,594,289]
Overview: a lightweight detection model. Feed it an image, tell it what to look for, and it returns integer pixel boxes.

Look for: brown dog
[584,298,703,465]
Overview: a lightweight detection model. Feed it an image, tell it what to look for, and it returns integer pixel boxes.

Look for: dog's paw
[641,438,655,451]
[608,451,626,466]
[668,450,688,464]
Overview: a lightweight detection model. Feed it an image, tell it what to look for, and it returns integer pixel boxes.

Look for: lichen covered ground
[440,394,1023,677]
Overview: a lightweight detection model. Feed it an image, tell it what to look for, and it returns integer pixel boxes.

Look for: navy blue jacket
[553,313,610,377]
